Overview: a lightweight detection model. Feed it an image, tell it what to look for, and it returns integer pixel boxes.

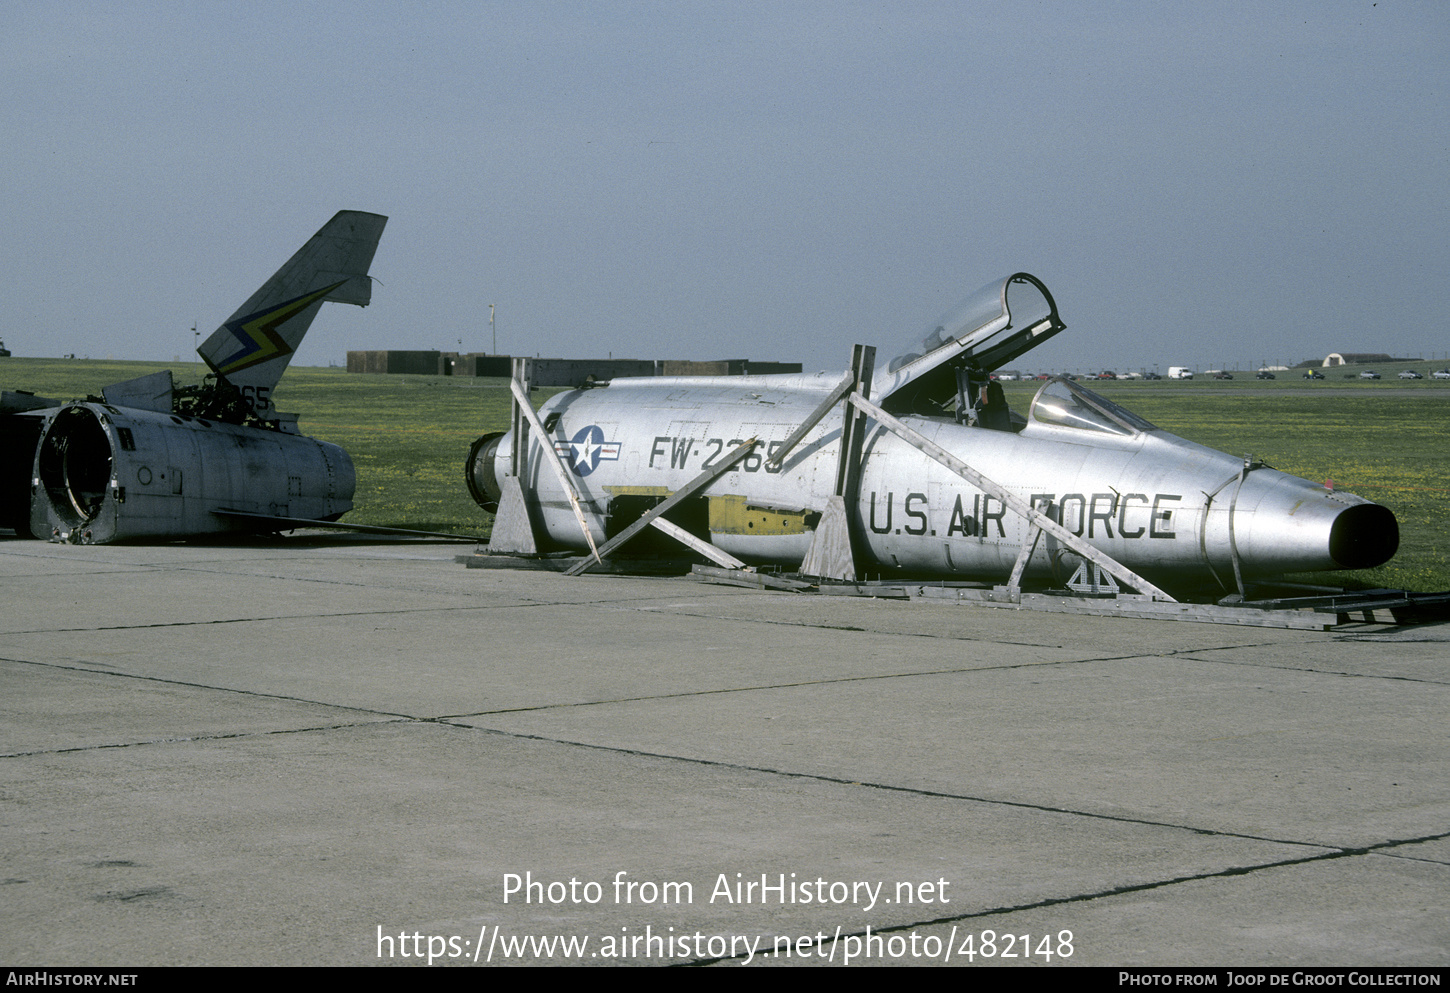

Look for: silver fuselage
[482,374,1396,589]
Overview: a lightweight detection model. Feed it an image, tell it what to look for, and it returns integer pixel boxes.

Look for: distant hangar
[1322,352,1395,367]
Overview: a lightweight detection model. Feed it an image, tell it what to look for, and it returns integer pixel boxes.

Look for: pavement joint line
[0,558,1336,649]
[0,593,804,636]
[446,720,1383,852]
[434,655,1157,719]
[1336,634,1450,643]
[9,698,1444,869]
[684,830,1450,967]
[610,603,1307,651]
[1164,650,1450,686]
[0,719,416,759]
[0,600,588,635]
[0,652,1135,744]
[1376,850,1450,868]
[0,656,419,724]
[436,638,1448,718]
[8,689,1446,955]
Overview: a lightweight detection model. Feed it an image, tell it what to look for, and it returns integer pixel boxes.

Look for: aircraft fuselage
[476,374,1397,590]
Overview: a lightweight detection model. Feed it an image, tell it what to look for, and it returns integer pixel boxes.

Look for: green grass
[281,369,572,536]
[7,358,1447,590]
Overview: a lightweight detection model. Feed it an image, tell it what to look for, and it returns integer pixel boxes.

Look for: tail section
[198,210,387,415]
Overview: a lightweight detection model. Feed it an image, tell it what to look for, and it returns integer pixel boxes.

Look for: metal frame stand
[486,358,542,555]
[785,343,1175,601]
[487,360,760,576]
[798,345,874,581]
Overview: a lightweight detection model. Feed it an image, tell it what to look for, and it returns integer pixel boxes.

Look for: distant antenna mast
[192,323,198,366]
[490,303,496,354]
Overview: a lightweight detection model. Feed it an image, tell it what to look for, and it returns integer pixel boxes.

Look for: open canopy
[874,272,1064,414]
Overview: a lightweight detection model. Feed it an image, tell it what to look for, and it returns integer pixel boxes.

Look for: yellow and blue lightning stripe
[210,280,348,375]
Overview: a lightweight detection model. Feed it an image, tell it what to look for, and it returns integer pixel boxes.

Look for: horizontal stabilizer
[101,370,174,413]
[1,391,60,414]
[212,508,477,541]
[313,270,373,306]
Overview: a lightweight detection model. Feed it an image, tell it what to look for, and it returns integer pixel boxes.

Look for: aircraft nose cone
[1329,502,1399,569]
[1224,472,1400,577]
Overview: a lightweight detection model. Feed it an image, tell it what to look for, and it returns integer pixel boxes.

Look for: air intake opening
[1329,503,1399,569]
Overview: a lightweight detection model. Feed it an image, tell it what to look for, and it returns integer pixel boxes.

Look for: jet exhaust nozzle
[465,432,506,513]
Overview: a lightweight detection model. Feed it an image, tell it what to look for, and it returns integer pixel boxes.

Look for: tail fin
[198,211,387,414]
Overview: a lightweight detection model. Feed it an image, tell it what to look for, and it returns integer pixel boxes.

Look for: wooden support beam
[649,517,748,571]
[509,377,602,565]
[1005,522,1043,590]
[799,345,874,582]
[764,372,854,470]
[487,359,541,555]
[565,437,759,576]
[508,357,531,478]
[833,345,876,501]
[846,391,1175,602]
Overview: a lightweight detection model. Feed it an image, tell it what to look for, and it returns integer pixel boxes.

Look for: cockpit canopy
[875,272,1064,415]
[1028,377,1156,436]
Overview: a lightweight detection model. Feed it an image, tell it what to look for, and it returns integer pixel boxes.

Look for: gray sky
[3,1,1445,375]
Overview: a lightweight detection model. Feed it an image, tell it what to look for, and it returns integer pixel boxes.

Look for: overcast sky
[3,1,1445,375]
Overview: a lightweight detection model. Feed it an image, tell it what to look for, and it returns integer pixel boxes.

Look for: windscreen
[1029,378,1156,436]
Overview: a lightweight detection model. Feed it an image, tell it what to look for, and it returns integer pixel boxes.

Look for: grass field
[5,357,1446,590]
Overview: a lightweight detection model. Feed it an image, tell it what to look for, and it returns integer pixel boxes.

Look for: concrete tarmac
[1,536,1446,967]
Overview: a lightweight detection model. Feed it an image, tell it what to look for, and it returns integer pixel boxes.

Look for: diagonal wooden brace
[1005,522,1044,591]
[764,372,855,470]
[648,517,748,571]
[509,378,602,564]
[846,392,1175,602]
[565,437,759,576]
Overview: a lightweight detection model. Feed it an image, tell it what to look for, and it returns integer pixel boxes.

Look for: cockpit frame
[875,272,1065,418]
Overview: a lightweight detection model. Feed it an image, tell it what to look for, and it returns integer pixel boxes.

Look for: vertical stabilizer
[198,211,387,415]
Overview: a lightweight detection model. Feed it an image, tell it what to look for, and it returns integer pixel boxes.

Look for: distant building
[529,358,655,383]
[346,352,802,385]
[659,359,803,377]
[347,350,442,375]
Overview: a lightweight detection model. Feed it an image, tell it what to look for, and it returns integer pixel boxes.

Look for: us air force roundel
[555,425,621,477]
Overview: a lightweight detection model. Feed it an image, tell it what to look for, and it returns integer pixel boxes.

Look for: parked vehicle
[1360,370,1381,380]
[1398,370,1423,380]
[1303,370,1325,380]
[1255,370,1276,380]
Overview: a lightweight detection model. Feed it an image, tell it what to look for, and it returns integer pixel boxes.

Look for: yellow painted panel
[709,494,811,535]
